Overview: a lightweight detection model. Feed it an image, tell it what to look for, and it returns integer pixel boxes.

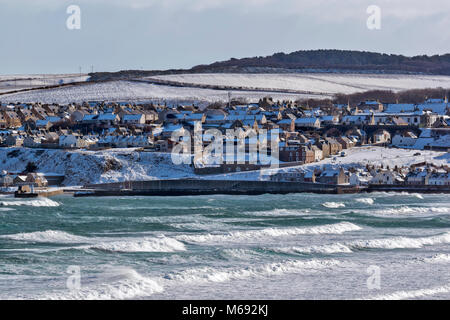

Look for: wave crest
[176,222,362,243]
[322,202,345,208]
[0,198,60,207]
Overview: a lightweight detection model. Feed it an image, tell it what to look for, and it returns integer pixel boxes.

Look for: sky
[0,0,449,75]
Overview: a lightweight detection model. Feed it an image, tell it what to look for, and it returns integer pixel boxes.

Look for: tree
[25,162,38,173]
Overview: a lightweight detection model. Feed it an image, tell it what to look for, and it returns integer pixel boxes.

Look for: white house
[373,129,391,144]
[370,170,403,185]
[427,172,450,185]
[392,131,417,147]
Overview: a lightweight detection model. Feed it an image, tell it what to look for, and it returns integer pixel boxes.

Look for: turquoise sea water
[0,192,449,299]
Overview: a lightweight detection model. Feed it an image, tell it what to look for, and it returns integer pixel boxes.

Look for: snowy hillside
[0,74,89,94]
[2,72,450,104]
[152,73,450,95]
[0,148,194,186]
[0,80,317,104]
[0,147,447,186]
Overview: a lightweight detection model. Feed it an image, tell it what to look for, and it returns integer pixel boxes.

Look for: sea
[0,192,449,300]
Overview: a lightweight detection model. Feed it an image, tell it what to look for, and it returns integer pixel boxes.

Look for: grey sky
[0,0,449,74]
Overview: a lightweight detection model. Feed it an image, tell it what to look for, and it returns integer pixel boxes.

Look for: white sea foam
[373,206,450,216]
[242,208,311,216]
[170,221,229,231]
[2,229,186,253]
[0,198,60,207]
[355,198,374,205]
[366,284,450,300]
[0,230,89,243]
[89,237,186,253]
[221,248,262,260]
[164,259,342,284]
[322,202,345,208]
[34,268,163,300]
[351,232,450,250]
[271,243,353,255]
[176,222,362,243]
[270,233,450,255]
[372,192,424,199]
[419,253,450,264]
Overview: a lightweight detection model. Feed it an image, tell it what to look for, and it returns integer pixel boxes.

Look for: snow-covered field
[0,80,316,104]
[2,72,450,104]
[0,74,89,94]
[0,146,447,185]
[151,73,450,95]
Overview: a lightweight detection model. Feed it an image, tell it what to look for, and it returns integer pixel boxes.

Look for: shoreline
[73,179,450,197]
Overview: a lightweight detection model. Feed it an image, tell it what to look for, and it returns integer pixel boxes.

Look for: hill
[88,50,450,81]
[191,50,450,75]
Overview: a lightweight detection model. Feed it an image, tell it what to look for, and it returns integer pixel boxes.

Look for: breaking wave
[0,207,15,211]
[322,202,345,208]
[0,198,60,207]
[351,232,450,250]
[30,268,163,300]
[1,231,185,253]
[89,237,186,253]
[355,198,374,205]
[242,209,311,216]
[269,232,450,255]
[163,259,342,284]
[372,192,424,199]
[366,284,450,300]
[176,222,362,243]
[419,253,450,264]
[0,230,89,243]
[271,243,353,255]
[373,206,450,216]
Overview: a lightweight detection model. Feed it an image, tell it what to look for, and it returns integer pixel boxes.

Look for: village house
[310,145,323,162]
[0,171,14,187]
[295,117,320,129]
[427,172,450,185]
[320,115,339,126]
[23,136,42,148]
[270,170,315,183]
[406,169,431,185]
[391,131,418,147]
[3,110,22,128]
[122,114,145,125]
[325,138,342,155]
[315,139,331,158]
[373,129,391,144]
[370,169,404,185]
[300,145,315,164]
[25,173,48,187]
[4,134,24,147]
[0,112,9,129]
[279,145,301,163]
[317,168,348,185]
